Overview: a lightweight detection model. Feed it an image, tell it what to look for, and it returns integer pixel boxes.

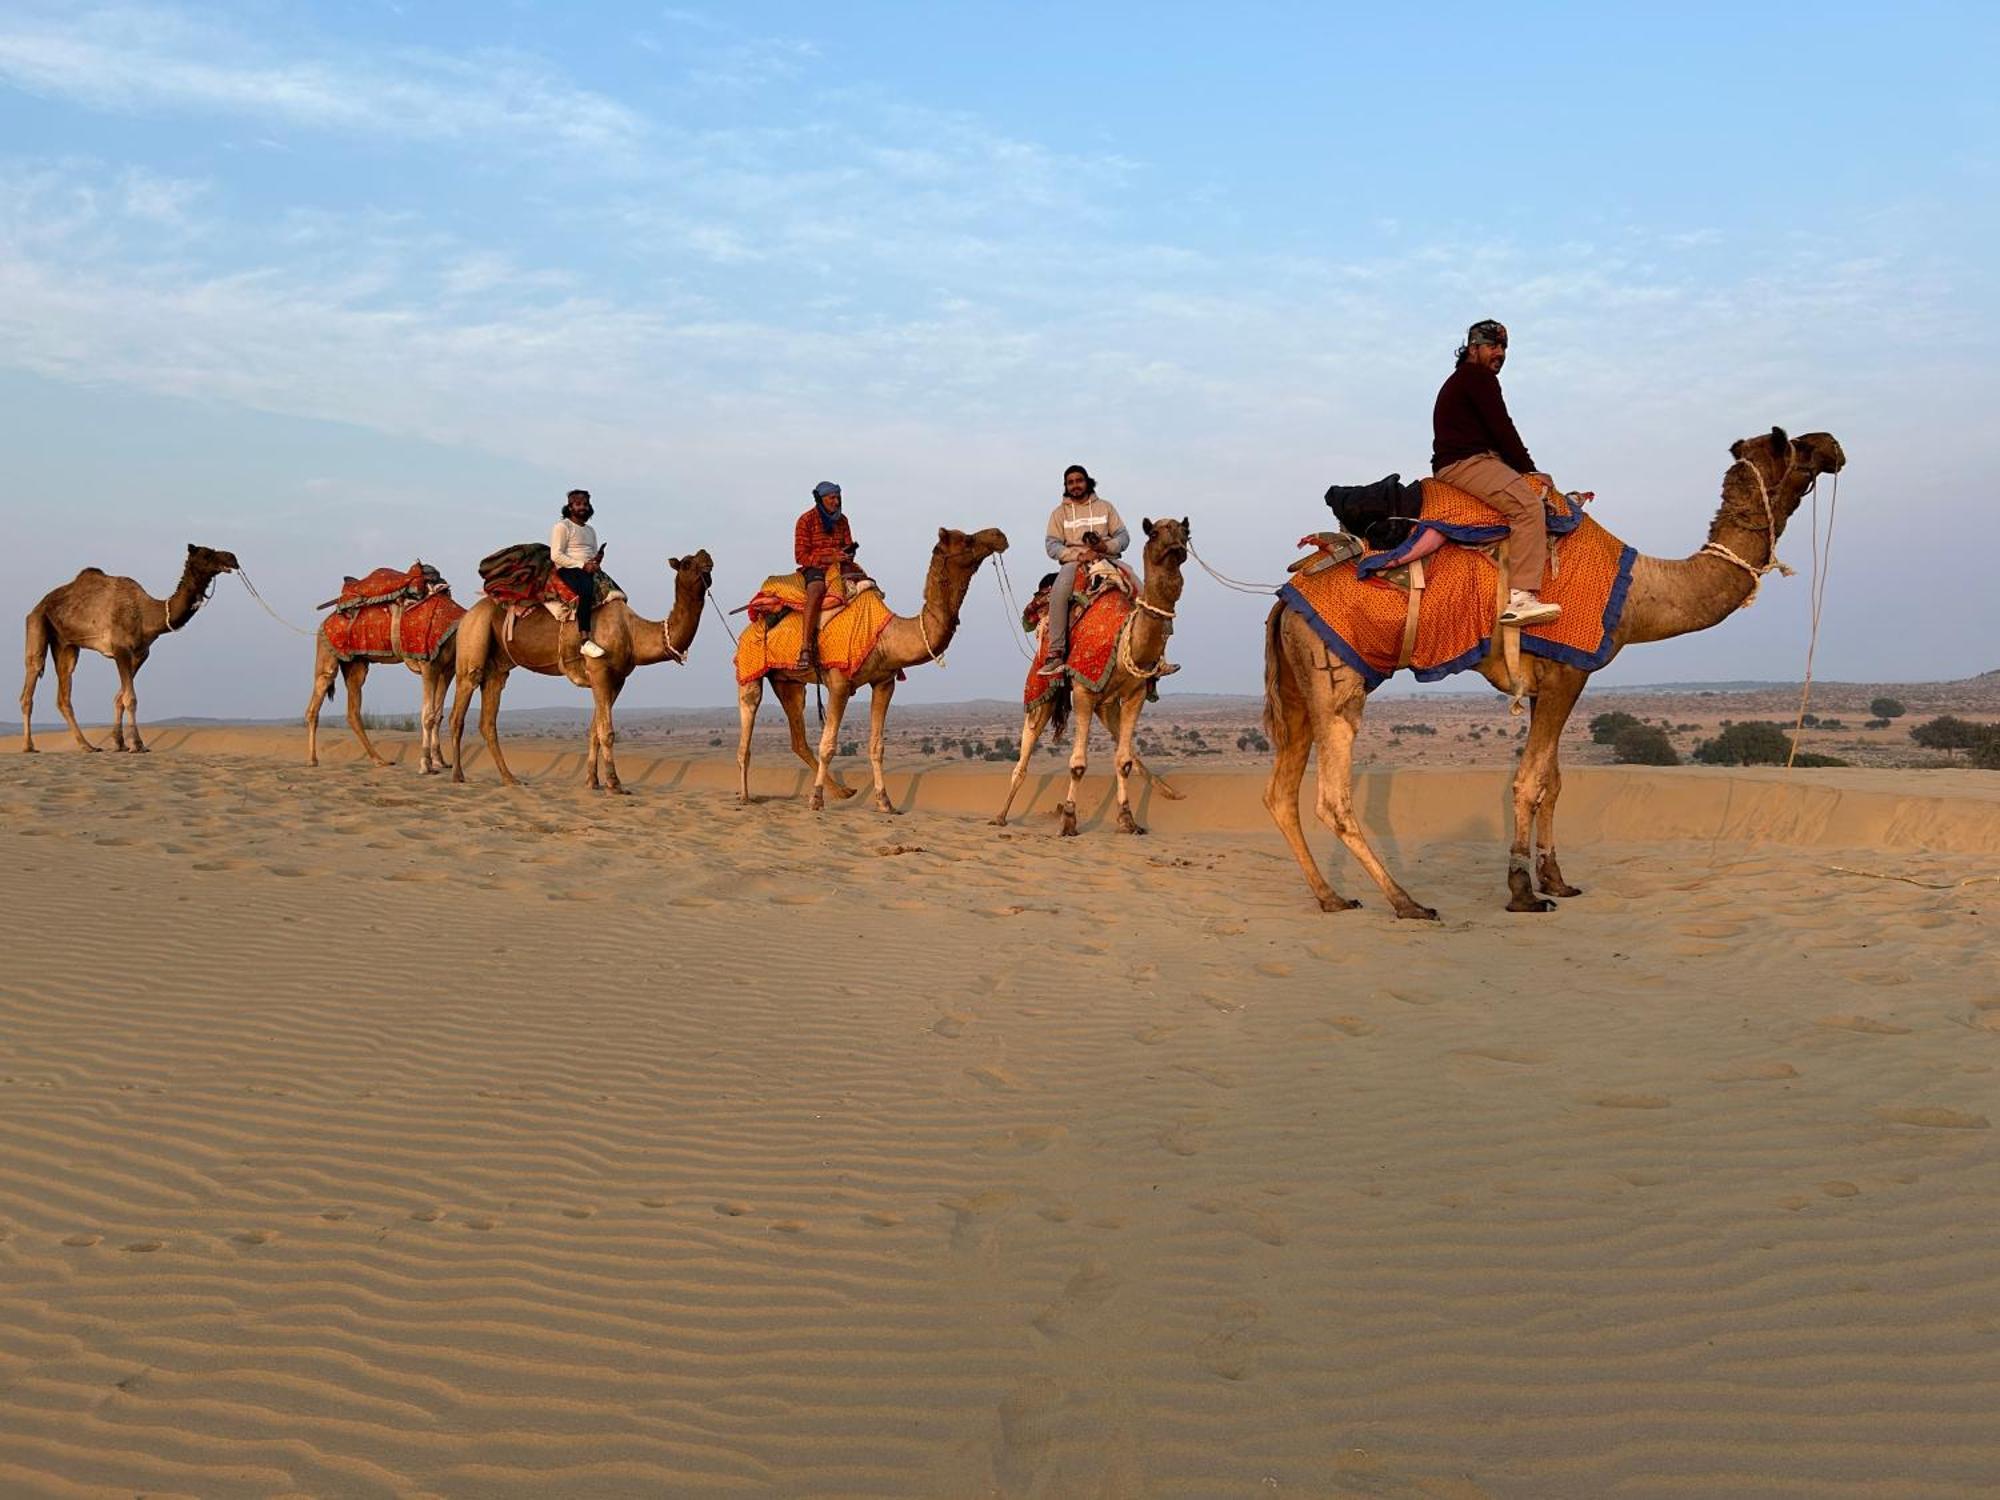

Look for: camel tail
[1261,601,1292,753]
[1049,681,1071,740]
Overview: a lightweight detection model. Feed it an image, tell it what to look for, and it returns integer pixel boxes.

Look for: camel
[447,551,714,793]
[736,526,1009,812]
[992,517,1191,835]
[1263,428,1846,916]
[21,544,241,753]
[305,631,459,775]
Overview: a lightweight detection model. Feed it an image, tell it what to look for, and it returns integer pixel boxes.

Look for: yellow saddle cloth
[733,568,895,684]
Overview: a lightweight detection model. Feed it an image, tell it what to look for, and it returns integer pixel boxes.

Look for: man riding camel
[1432,320,1561,627]
[793,480,859,670]
[1038,464,1130,677]
[550,488,608,658]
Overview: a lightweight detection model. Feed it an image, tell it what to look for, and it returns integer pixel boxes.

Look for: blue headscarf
[811,481,842,533]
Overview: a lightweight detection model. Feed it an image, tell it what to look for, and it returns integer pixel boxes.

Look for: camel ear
[1769,425,1789,452]
[1729,439,1749,460]
[937,526,950,545]
[1182,516,1191,536]
[668,555,684,570]
[1143,518,1155,538]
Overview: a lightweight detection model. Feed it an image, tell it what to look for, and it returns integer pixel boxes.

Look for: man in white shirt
[549,488,607,658]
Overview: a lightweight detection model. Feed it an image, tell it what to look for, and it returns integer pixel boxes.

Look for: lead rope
[705,590,740,645]
[236,570,316,636]
[1784,470,1839,769]
[1187,542,1286,596]
[991,554,1036,661]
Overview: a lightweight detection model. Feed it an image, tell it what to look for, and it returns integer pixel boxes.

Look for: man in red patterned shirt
[793,480,858,670]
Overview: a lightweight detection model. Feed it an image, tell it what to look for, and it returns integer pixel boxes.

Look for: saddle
[317,561,464,664]
[1019,559,1138,632]
[318,561,447,612]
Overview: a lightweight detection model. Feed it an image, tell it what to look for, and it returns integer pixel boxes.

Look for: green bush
[1791,752,1851,768]
[1589,710,1642,745]
[1910,716,1993,755]
[1612,724,1679,766]
[1870,697,1907,719]
[1692,721,1793,766]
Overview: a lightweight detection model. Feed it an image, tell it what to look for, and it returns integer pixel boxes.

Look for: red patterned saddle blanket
[1023,588,1136,706]
[319,563,464,664]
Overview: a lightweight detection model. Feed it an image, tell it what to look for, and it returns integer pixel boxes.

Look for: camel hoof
[1397,905,1441,921]
[131,743,149,754]
[610,785,631,797]
[21,745,38,754]
[1119,822,1147,836]
[809,792,825,812]
[1540,884,1583,898]
[989,815,1008,827]
[875,799,898,815]
[1318,895,1363,912]
[1507,895,1557,914]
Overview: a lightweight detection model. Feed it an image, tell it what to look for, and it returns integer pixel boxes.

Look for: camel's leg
[866,677,898,814]
[418,659,451,774]
[448,668,476,784]
[1060,688,1095,837]
[108,651,136,751]
[341,660,389,767]
[736,679,763,803]
[305,639,338,766]
[594,680,628,795]
[774,677,856,799]
[447,614,492,784]
[122,649,152,753]
[1509,668,1587,910]
[52,643,98,752]
[1107,696,1147,835]
[809,680,857,812]
[20,608,50,753]
[1261,628,1359,913]
[477,664,518,787]
[992,705,1051,826]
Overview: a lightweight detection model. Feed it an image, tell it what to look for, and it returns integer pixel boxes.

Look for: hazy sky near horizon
[4,1,1996,722]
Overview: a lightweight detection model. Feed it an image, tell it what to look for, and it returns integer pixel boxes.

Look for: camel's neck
[162,564,216,633]
[635,581,705,666]
[1621,472,1811,645]
[896,555,979,666]
[1127,560,1186,667]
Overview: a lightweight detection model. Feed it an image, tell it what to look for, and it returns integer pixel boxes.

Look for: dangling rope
[705,591,739,644]
[1186,543,1285,596]
[236,570,317,636]
[991,554,1035,662]
[1785,471,1840,769]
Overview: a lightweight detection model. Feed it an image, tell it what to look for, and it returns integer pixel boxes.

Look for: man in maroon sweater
[1432,320,1560,625]
[793,480,858,670]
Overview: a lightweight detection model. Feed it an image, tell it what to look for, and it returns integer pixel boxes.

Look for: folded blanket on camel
[476,542,625,614]
[1277,476,1637,690]
[733,566,895,684]
[318,562,464,663]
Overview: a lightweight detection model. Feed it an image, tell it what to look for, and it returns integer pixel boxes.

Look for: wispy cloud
[0,5,645,153]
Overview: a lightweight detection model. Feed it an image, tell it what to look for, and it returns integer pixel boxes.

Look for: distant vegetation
[1692,721,1847,768]
[1589,710,1642,745]
[1870,696,1908,719]
[1611,724,1679,766]
[1911,715,2000,767]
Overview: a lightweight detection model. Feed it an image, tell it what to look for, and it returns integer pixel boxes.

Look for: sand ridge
[0,742,1996,1497]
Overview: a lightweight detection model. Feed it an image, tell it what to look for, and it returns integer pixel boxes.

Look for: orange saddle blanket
[1278,479,1636,689]
[1024,589,1135,706]
[321,590,465,664]
[733,569,895,684]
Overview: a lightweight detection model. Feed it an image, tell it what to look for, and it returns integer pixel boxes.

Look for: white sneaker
[579,639,607,658]
[1499,591,1561,626]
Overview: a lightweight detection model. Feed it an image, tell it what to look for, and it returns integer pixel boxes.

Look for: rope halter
[1698,441,1800,607]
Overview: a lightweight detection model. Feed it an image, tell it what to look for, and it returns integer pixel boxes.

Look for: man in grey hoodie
[1038,464,1129,677]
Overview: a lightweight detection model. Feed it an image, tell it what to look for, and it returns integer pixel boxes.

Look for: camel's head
[669,548,715,596]
[1722,428,1847,536]
[189,544,240,575]
[1141,516,1191,569]
[934,526,1010,572]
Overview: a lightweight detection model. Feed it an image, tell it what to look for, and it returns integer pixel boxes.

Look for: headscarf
[811,481,842,533]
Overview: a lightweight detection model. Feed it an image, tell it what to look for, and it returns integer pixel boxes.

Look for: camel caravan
[17,320,1847,914]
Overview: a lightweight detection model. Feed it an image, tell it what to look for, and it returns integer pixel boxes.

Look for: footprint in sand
[560,1206,596,1220]
[1197,1301,1267,1381]
[965,1065,1020,1091]
[638,1196,669,1209]
[1200,992,1244,1014]
[715,1201,753,1217]
[978,1124,1066,1156]
[1036,1204,1075,1224]
[230,1229,277,1245]
[1875,1107,1989,1130]
[1032,1259,1120,1338]
[319,1208,353,1222]
[770,1220,806,1234]
[1821,1181,1861,1198]
[931,1013,969,1039]
[1319,1016,1378,1037]
[120,1240,166,1253]
[860,1210,902,1228]
[463,1217,498,1231]
[1589,1093,1671,1110]
[1191,1198,1288,1246]
[61,1232,102,1247]
[1454,1047,1549,1065]
[1158,1115,1209,1157]
[1253,959,1293,978]
[1175,1062,1239,1090]
[1817,1015,1912,1035]
[409,1207,446,1223]
[1133,1023,1176,1045]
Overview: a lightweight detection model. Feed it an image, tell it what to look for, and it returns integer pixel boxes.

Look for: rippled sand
[2,730,1996,1498]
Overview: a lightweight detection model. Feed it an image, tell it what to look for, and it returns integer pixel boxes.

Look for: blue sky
[4,1,1995,720]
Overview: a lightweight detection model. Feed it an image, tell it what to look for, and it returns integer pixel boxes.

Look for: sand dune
[1,736,1995,1497]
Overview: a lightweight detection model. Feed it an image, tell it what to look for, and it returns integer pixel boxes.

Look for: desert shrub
[358,712,419,732]
[1389,722,1437,736]
[1612,724,1679,766]
[1692,721,1793,766]
[1236,730,1270,752]
[1910,716,1992,755]
[1589,710,1641,744]
[1973,737,2000,770]
[1791,752,1851,767]
[1864,718,1890,730]
[1870,697,1907,719]
[1800,713,1820,728]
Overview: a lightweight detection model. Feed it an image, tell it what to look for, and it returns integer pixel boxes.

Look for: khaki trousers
[1434,453,1548,593]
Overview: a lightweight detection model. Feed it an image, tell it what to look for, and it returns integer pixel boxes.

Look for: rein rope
[1187,542,1285,595]
[1697,452,1798,605]
[991,554,1036,661]
[235,570,317,636]
[1785,468,1840,769]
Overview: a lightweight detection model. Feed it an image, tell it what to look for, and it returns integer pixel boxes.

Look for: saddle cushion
[321,591,465,664]
[733,586,895,684]
[1023,589,1135,706]
[741,565,867,625]
[1278,491,1636,690]
[477,542,624,611]
[321,562,443,611]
